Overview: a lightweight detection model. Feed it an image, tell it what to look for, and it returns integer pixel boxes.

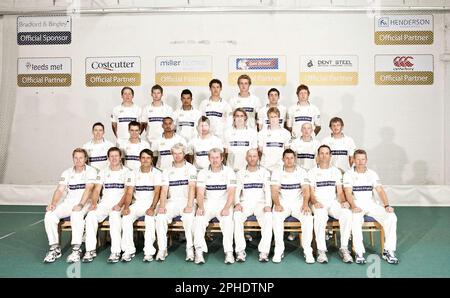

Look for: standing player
[83,122,114,171]
[151,117,187,171]
[233,149,272,262]
[172,89,202,143]
[120,149,162,262]
[111,87,142,143]
[224,108,258,172]
[117,121,151,171]
[289,122,321,171]
[43,148,97,263]
[343,149,399,264]
[141,84,174,145]
[186,116,224,171]
[198,79,232,141]
[229,74,261,130]
[193,148,236,264]
[257,88,287,131]
[155,143,197,262]
[286,84,321,138]
[82,147,135,263]
[270,149,314,263]
[308,145,353,263]
[322,117,356,173]
[258,107,291,172]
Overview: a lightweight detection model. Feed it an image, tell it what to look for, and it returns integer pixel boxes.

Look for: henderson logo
[85,56,141,87]
[374,15,433,45]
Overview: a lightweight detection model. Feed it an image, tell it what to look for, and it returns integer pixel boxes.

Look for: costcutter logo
[236,58,279,70]
[393,56,414,68]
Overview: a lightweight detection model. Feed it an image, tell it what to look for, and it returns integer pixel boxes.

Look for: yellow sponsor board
[375,31,433,45]
[299,72,358,85]
[155,72,212,86]
[228,72,286,86]
[85,73,140,87]
[375,71,433,85]
[17,74,71,87]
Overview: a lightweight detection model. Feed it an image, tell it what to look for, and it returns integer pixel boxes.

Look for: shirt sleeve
[111,107,118,123]
[196,170,206,188]
[270,170,281,186]
[161,169,170,186]
[348,137,356,156]
[58,169,69,186]
[372,171,382,187]
[125,169,135,187]
[227,168,237,187]
[140,107,148,123]
[314,106,321,126]
[188,165,197,183]
[334,168,343,186]
[94,169,105,185]
[300,168,311,185]
[307,169,316,188]
[86,167,98,184]
[286,106,293,127]
[154,169,163,186]
[343,171,353,188]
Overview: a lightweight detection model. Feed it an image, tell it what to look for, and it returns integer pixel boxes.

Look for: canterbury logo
[393,56,414,67]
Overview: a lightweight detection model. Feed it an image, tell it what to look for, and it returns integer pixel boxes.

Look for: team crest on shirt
[70,175,74,179]
[127,178,131,182]
[149,109,153,113]
[190,175,196,179]
[60,177,65,182]
[179,114,184,117]
[161,142,165,146]
[230,179,237,184]
[119,109,124,113]
[96,175,101,180]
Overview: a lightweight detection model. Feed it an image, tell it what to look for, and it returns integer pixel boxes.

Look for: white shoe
[287,233,296,241]
[107,252,121,263]
[258,252,269,262]
[236,251,246,262]
[382,250,399,264]
[121,253,135,262]
[304,252,315,264]
[244,233,253,242]
[339,248,353,263]
[66,248,82,263]
[143,254,154,262]
[316,250,328,263]
[43,246,61,263]
[194,251,205,264]
[224,252,235,264]
[355,253,366,264]
[156,250,168,261]
[82,250,96,263]
[185,248,195,262]
[272,253,284,263]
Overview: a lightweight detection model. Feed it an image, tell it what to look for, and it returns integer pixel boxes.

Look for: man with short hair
[117,121,151,171]
[111,86,142,143]
[83,122,114,171]
[229,74,261,130]
[172,89,202,142]
[257,88,287,131]
[289,122,321,171]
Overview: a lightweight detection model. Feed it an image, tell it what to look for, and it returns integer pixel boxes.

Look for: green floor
[0,205,449,278]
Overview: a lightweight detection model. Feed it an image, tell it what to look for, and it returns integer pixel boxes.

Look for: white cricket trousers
[352,200,397,254]
[272,198,313,256]
[85,200,122,253]
[312,200,352,251]
[193,200,234,253]
[156,199,195,253]
[121,200,157,256]
[44,200,89,246]
[234,201,272,254]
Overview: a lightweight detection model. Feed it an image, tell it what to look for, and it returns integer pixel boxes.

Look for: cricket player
[289,122,321,171]
[229,74,262,130]
[117,121,151,171]
[111,86,142,143]
[83,122,114,171]
[172,89,202,142]
[257,88,287,131]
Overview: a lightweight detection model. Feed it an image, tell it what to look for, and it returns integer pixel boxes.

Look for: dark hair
[121,86,134,96]
[181,89,192,98]
[296,84,310,95]
[267,88,280,97]
[329,117,344,128]
[107,147,122,158]
[151,84,163,93]
[128,121,141,130]
[209,79,222,89]
[317,144,331,154]
[92,122,104,131]
[140,149,153,158]
[163,117,174,123]
[354,149,367,158]
[282,148,296,158]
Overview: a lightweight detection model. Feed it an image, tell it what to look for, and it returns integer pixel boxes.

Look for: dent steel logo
[300,55,358,86]
[85,56,141,87]
[236,58,279,70]
[393,56,414,68]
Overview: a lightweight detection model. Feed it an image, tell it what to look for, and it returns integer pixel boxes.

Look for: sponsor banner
[228,56,286,85]
[300,55,358,85]
[85,56,141,87]
[155,56,212,86]
[17,16,71,45]
[17,57,71,87]
[374,15,433,45]
[375,54,433,85]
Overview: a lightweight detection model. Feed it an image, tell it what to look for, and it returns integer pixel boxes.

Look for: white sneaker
[236,251,246,262]
[43,246,61,263]
[382,250,399,264]
[355,253,366,264]
[185,248,195,262]
[121,253,135,262]
[82,250,96,263]
[156,250,168,261]
[224,252,235,264]
[316,250,328,263]
[66,248,82,263]
[304,252,315,264]
[272,253,284,263]
[143,254,154,262]
[194,251,205,264]
[258,252,269,262]
[287,233,296,241]
[339,248,353,263]
[107,252,121,263]
[244,233,253,242]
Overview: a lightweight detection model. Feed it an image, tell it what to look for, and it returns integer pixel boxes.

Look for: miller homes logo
[236,58,279,70]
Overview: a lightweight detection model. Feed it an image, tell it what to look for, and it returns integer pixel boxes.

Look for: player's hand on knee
[301,205,311,215]
[89,204,97,211]
[234,203,242,212]
[183,206,193,213]
[263,206,271,212]
[341,202,350,209]
[196,208,204,216]
[274,204,283,212]
[112,204,121,212]
[158,207,166,214]
[314,202,323,209]
[385,206,394,213]
[352,206,362,213]
[221,208,230,216]
[46,204,55,212]
[72,204,83,212]
[146,208,155,216]
[122,208,130,216]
